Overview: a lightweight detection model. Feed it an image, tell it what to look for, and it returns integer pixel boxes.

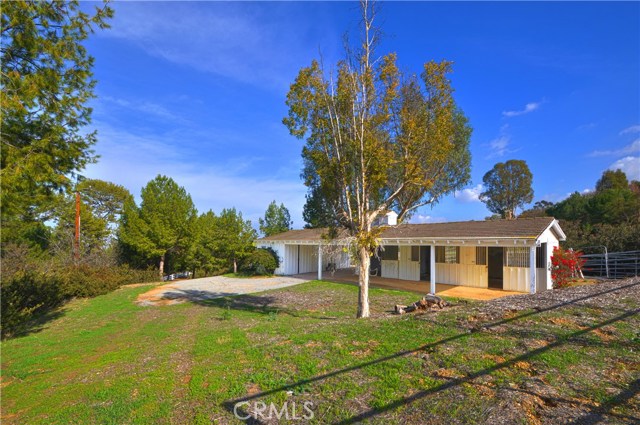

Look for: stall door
[488,247,504,289]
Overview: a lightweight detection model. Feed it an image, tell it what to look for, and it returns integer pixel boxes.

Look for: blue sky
[82,1,640,229]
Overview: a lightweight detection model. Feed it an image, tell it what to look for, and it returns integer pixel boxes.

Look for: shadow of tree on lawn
[221,280,640,424]
[162,289,340,320]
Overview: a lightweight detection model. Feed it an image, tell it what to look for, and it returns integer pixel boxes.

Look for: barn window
[411,246,420,262]
[504,247,530,268]
[536,243,547,268]
[476,247,487,265]
[436,246,459,264]
[381,245,399,261]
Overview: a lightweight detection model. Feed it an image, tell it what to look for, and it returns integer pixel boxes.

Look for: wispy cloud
[454,184,484,203]
[485,125,516,158]
[409,214,448,224]
[101,96,187,123]
[576,122,596,131]
[588,140,640,157]
[502,101,542,117]
[620,125,640,135]
[608,156,640,179]
[101,2,337,90]
[83,122,308,228]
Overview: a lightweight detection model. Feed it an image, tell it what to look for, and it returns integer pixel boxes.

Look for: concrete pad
[136,275,311,306]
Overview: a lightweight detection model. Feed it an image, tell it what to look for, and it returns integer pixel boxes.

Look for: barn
[256,215,566,294]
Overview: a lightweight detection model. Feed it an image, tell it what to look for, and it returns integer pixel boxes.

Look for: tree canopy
[259,201,292,237]
[1,1,113,248]
[118,175,197,276]
[480,159,533,219]
[547,170,640,251]
[215,208,257,274]
[518,200,554,218]
[283,0,471,317]
[303,185,337,229]
[595,169,629,192]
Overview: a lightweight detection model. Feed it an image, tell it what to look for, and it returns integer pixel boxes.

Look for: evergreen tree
[119,176,197,276]
[215,208,257,273]
[302,186,337,229]
[595,169,628,192]
[259,201,292,236]
[1,1,113,249]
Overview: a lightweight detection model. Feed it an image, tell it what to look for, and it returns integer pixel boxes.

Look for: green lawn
[2,280,638,424]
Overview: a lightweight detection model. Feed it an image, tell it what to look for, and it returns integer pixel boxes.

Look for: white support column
[317,244,323,281]
[430,245,436,294]
[529,246,536,294]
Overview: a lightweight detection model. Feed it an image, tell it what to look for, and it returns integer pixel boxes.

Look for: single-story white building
[256,215,566,294]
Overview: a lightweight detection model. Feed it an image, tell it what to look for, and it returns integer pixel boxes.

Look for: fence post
[604,247,609,279]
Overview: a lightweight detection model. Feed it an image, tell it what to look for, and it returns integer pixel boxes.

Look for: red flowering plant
[550,247,586,288]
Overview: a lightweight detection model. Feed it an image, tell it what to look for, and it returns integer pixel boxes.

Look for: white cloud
[409,214,448,224]
[588,139,640,157]
[620,125,640,135]
[82,122,308,228]
[576,122,596,131]
[101,2,335,90]
[488,135,510,157]
[502,101,542,117]
[608,156,640,180]
[454,184,484,203]
[101,96,187,123]
[485,124,515,158]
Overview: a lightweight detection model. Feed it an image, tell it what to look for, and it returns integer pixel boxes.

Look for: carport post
[430,245,436,294]
[529,246,537,294]
[317,244,323,281]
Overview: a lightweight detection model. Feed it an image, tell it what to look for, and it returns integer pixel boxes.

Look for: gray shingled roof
[258,217,561,242]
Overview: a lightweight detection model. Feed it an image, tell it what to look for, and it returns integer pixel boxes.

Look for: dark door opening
[488,247,504,289]
[420,246,431,281]
[370,252,381,276]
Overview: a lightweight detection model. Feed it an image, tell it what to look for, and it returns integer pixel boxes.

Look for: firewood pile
[394,294,448,314]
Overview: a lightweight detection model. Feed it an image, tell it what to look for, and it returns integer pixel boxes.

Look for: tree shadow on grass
[221,280,640,424]
[2,307,66,340]
[162,289,339,320]
[569,378,640,424]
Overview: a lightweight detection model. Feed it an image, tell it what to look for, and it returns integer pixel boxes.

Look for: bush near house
[551,246,586,288]
[240,248,280,276]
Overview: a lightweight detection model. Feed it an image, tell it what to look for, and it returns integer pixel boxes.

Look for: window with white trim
[476,247,487,265]
[381,246,398,261]
[436,246,459,264]
[504,247,530,268]
[411,246,420,262]
[536,243,547,268]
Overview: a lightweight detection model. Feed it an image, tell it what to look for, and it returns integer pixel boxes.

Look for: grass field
[2,280,639,424]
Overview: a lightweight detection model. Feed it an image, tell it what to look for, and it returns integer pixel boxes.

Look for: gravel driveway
[136,275,310,306]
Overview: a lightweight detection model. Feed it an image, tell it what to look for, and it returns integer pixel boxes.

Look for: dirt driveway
[136,275,310,306]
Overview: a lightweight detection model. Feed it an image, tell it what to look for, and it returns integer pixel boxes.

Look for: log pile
[395,294,447,314]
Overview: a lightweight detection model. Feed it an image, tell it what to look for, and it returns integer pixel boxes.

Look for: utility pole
[74,191,81,263]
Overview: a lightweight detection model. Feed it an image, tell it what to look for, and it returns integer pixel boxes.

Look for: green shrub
[240,248,279,276]
[58,265,158,298]
[1,272,66,337]
[1,265,158,338]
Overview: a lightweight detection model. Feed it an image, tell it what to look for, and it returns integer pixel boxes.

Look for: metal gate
[582,250,640,279]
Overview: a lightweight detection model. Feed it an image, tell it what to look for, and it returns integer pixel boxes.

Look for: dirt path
[136,275,310,306]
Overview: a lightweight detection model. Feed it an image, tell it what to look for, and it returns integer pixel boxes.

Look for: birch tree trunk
[357,246,371,318]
